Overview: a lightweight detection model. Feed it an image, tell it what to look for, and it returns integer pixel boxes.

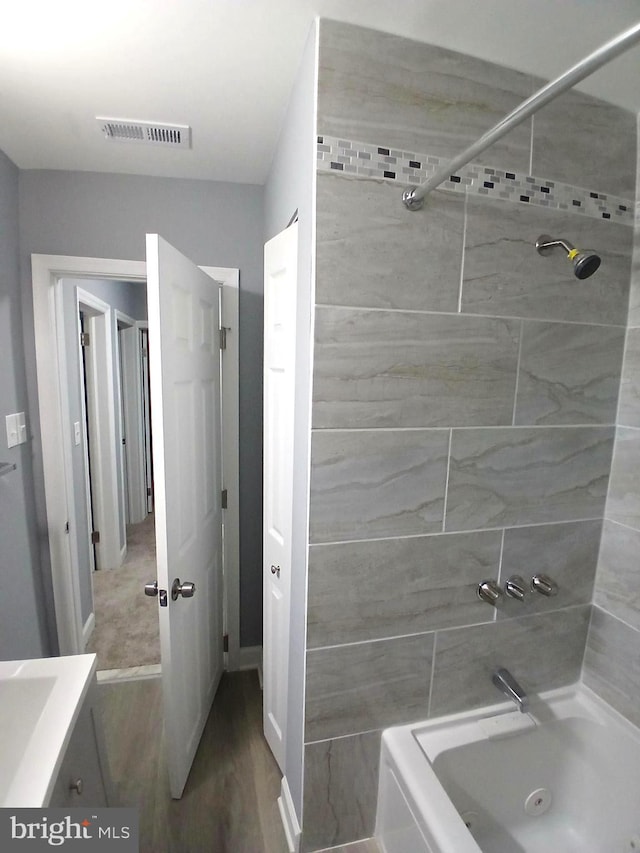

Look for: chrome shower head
[535,234,601,279]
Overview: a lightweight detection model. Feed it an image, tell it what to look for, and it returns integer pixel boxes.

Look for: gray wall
[19,170,265,648]
[0,150,51,659]
[264,20,318,821]
[61,277,147,627]
[300,20,636,851]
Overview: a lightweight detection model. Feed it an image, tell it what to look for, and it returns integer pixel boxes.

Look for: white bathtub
[375,684,640,853]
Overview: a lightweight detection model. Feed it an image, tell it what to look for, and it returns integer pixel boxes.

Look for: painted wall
[61,277,148,628]
[19,171,265,648]
[263,20,318,822]
[300,20,636,851]
[0,149,51,659]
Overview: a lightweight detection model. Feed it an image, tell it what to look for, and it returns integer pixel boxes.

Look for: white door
[146,234,225,799]
[263,222,298,771]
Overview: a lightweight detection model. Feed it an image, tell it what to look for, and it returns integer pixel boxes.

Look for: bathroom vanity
[0,653,111,808]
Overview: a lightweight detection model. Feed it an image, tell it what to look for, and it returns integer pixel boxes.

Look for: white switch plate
[6,413,27,448]
[6,414,19,448]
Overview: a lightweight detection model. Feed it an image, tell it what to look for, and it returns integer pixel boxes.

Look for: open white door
[263,222,298,772]
[146,234,224,799]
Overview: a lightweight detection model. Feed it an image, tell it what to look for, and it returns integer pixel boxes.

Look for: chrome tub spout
[492,667,529,713]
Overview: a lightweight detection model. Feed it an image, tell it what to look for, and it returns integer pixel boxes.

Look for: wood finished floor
[99,670,381,853]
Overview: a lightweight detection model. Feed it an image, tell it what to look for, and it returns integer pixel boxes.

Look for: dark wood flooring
[99,670,289,853]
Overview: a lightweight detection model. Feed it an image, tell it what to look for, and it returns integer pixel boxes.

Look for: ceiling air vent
[97,118,191,149]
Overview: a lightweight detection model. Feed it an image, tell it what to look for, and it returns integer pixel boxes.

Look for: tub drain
[524,788,552,816]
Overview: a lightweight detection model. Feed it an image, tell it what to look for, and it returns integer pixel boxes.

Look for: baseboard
[238,644,262,671]
[278,776,301,853]
[82,612,96,648]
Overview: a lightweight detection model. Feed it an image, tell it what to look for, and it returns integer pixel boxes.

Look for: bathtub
[375,684,640,853]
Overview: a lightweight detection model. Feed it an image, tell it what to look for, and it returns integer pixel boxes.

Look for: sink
[0,654,97,807]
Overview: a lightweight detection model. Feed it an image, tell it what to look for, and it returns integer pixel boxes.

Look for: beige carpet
[87,514,161,670]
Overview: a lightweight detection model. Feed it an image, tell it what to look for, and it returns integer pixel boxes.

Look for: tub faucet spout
[492,667,529,713]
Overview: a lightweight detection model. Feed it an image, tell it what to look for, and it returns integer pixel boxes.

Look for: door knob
[144,581,158,597]
[270,565,281,578]
[171,578,196,601]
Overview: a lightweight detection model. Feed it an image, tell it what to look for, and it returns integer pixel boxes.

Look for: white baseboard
[278,776,301,853]
[82,612,96,648]
[238,644,262,671]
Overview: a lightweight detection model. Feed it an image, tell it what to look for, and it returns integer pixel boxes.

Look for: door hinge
[65,521,70,534]
[147,487,152,496]
[91,530,101,545]
[80,332,90,347]
[221,488,228,509]
[223,634,229,652]
[219,327,228,350]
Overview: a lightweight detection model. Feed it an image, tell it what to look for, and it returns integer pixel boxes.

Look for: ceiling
[1,0,639,185]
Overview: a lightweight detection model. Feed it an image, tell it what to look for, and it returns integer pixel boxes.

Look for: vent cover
[97,118,191,149]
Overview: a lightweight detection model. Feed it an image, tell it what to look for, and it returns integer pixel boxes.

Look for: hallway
[100,670,288,852]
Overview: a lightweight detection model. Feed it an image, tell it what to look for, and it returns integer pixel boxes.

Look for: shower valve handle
[531,574,558,597]
[477,579,503,606]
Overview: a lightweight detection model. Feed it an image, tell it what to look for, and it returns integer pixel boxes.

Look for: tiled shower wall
[301,21,636,852]
[584,229,640,725]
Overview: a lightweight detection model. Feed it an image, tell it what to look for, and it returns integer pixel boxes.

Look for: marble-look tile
[446,426,614,531]
[309,430,449,543]
[583,606,640,730]
[514,321,624,425]
[302,732,381,852]
[307,531,501,647]
[606,427,640,529]
[618,328,640,428]
[313,308,520,429]
[305,634,433,741]
[430,606,590,717]
[531,85,636,199]
[318,20,533,173]
[461,196,632,325]
[498,520,602,619]
[316,173,464,312]
[625,249,640,327]
[594,519,640,632]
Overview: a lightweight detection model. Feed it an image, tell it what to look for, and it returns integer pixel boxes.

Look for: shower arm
[402,20,640,211]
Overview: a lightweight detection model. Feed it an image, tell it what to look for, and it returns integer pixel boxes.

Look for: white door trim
[31,254,240,660]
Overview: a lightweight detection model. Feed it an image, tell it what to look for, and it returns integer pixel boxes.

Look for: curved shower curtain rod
[402,20,640,210]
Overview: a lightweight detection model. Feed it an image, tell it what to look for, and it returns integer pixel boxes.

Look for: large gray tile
[446,426,614,531]
[498,520,602,619]
[583,606,640,729]
[309,430,449,543]
[307,531,501,647]
[430,606,591,717]
[461,196,632,325]
[313,308,520,428]
[618,328,640,428]
[594,519,640,632]
[305,634,433,741]
[514,321,624,425]
[318,20,533,172]
[531,86,636,199]
[625,250,640,327]
[316,173,464,312]
[302,731,381,852]
[607,427,640,529]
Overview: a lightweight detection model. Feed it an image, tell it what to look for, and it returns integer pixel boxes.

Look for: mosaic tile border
[317,134,635,226]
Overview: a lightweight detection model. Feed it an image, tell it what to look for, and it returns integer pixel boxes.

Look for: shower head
[535,234,601,279]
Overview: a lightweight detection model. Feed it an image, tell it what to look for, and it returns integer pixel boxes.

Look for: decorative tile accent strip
[317,134,634,226]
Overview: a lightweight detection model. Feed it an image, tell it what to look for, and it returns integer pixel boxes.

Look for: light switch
[74,421,81,446]
[6,413,27,448]
[6,414,18,448]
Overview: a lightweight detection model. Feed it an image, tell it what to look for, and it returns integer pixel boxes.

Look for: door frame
[31,254,240,669]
